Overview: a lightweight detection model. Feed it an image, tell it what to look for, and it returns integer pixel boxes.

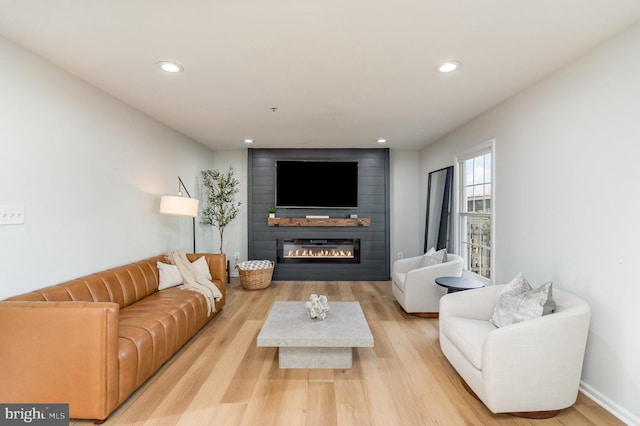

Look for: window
[457,142,493,280]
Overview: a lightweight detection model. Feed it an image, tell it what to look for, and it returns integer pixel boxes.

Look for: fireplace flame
[287,248,353,258]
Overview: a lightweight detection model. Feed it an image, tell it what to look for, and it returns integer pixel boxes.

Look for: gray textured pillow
[420,248,447,268]
[490,273,556,327]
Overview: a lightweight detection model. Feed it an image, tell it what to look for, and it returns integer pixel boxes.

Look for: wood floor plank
[69,279,624,426]
[241,376,307,426]
[306,382,337,426]
[334,372,372,425]
[181,319,262,411]
[357,351,403,426]
[366,319,397,359]
[176,402,246,426]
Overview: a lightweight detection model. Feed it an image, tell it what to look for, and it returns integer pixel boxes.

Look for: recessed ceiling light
[377,138,387,143]
[244,139,254,144]
[157,61,184,73]
[435,61,462,73]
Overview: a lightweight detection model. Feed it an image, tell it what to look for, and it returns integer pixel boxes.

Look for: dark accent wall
[248,148,390,281]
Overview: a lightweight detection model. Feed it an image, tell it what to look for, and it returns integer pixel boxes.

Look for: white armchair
[392,253,463,315]
[439,285,590,418]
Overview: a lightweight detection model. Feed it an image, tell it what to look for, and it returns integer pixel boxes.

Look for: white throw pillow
[490,273,556,327]
[157,256,212,290]
[157,261,183,290]
[192,256,212,279]
[420,248,447,268]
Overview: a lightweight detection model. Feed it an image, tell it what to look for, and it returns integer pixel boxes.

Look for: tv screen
[276,160,358,208]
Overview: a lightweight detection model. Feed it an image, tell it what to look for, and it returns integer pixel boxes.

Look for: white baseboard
[580,381,639,425]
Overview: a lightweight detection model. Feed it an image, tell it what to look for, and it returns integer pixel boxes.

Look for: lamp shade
[160,195,199,217]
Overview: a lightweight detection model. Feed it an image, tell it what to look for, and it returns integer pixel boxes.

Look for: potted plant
[268,205,276,218]
[200,166,241,254]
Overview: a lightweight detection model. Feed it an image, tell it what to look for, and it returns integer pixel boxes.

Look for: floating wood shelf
[267,217,371,227]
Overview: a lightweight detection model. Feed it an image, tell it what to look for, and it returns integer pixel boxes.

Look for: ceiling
[1,1,639,151]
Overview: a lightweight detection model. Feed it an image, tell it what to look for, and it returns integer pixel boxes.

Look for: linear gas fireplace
[277,239,361,264]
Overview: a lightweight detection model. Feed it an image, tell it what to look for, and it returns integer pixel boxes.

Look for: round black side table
[435,276,484,293]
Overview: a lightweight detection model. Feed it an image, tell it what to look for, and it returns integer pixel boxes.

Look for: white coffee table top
[257,301,374,348]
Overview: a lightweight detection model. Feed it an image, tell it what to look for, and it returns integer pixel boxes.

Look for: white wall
[420,23,640,423]
[390,150,422,262]
[0,36,216,299]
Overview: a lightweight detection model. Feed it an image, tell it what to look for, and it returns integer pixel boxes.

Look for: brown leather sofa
[0,253,226,423]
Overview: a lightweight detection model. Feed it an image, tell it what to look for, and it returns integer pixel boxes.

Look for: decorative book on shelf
[267,217,371,227]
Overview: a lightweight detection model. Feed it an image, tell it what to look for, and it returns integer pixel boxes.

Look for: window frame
[454,140,495,285]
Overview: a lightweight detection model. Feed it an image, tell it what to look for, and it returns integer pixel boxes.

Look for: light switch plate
[0,205,25,225]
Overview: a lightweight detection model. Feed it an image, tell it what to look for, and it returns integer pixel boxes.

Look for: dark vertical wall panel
[248,148,390,281]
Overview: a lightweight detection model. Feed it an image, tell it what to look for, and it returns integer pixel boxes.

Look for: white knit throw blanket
[168,250,222,316]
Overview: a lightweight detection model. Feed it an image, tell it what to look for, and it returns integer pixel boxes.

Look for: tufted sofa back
[7,255,167,309]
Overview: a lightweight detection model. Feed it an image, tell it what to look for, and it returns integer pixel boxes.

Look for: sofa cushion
[490,273,556,328]
[441,316,497,370]
[117,286,210,395]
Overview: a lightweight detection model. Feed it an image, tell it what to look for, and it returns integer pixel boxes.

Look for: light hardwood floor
[72,279,623,426]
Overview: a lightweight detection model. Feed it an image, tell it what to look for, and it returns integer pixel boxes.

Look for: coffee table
[257,301,374,369]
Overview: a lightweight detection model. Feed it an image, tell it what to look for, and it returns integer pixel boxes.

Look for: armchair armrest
[483,296,591,374]
[0,301,120,420]
[392,255,423,274]
[405,259,463,287]
[481,295,591,411]
[393,255,463,313]
[439,285,503,321]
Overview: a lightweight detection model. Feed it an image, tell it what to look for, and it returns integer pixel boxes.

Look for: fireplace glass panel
[277,239,360,264]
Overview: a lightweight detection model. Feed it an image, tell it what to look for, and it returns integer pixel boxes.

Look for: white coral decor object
[305,294,330,320]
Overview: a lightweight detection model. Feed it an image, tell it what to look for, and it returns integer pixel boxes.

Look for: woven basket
[236,260,274,290]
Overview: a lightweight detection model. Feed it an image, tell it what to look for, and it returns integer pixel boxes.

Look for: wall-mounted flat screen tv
[276,160,358,208]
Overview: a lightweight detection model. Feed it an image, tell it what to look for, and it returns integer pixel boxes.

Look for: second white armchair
[439,285,590,417]
[392,252,463,315]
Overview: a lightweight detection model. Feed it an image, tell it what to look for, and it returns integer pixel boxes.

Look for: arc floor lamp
[160,176,199,253]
